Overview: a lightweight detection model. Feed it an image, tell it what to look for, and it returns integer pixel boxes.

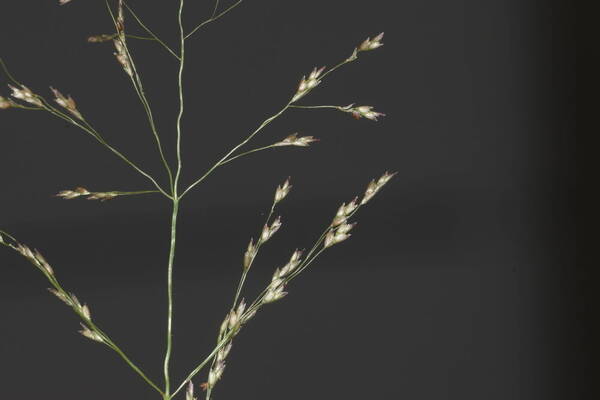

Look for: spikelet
[273,133,319,147]
[113,39,133,77]
[186,381,197,400]
[361,171,396,205]
[348,105,385,121]
[51,87,82,120]
[48,288,73,307]
[358,32,384,52]
[242,238,256,270]
[292,66,326,102]
[274,178,292,203]
[0,95,15,109]
[55,187,118,201]
[88,34,117,43]
[79,323,104,343]
[260,216,282,243]
[9,85,43,107]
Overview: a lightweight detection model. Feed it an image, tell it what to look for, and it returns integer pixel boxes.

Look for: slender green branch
[319,57,355,80]
[123,2,181,60]
[40,99,171,198]
[289,104,345,110]
[105,1,175,194]
[126,34,157,41]
[0,57,22,86]
[111,190,160,196]
[211,0,221,19]
[218,144,278,166]
[180,50,359,200]
[185,0,244,40]
[0,233,164,396]
[180,102,291,198]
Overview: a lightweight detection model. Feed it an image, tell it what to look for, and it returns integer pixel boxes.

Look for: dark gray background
[0,1,578,399]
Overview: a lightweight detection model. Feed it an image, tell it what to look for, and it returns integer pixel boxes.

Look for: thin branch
[211,0,221,18]
[289,104,345,110]
[180,102,291,198]
[0,233,164,396]
[105,1,175,194]
[217,144,278,166]
[40,98,171,198]
[185,0,244,40]
[123,2,181,60]
[180,48,360,200]
[126,34,157,41]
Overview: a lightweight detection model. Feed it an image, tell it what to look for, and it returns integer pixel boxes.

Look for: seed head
[117,0,125,33]
[236,299,247,318]
[9,85,43,107]
[217,341,233,363]
[33,249,54,275]
[358,32,384,52]
[292,66,326,102]
[79,324,104,343]
[273,133,319,147]
[277,249,303,278]
[186,381,197,400]
[324,229,351,248]
[48,288,73,306]
[274,177,292,203]
[113,39,133,77]
[263,283,288,303]
[219,314,230,336]
[337,222,356,235]
[51,87,82,120]
[55,187,118,201]
[86,192,118,201]
[242,238,256,270]
[88,34,116,43]
[332,197,360,227]
[0,96,15,109]
[361,171,396,204]
[56,187,90,199]
[261,216,282,243]
[227,309,239,331]
[208,361,226,388]
[349,105,386,121]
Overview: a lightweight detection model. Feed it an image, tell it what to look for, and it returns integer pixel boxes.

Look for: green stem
[163,199,179,398]
[163,1,186,398]
[185,0,244,40]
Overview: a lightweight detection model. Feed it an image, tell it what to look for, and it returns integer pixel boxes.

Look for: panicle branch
[0,230,165,395]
